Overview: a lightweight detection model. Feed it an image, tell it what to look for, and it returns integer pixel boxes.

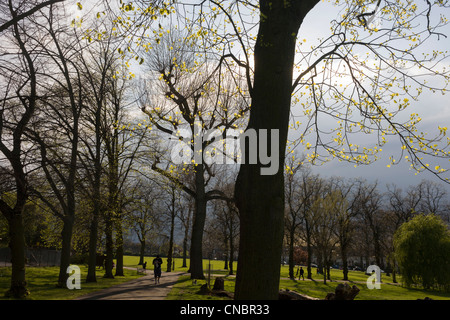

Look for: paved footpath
[75,271,187,300]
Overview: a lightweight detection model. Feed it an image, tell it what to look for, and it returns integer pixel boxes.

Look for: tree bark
[223,236,229,270]
[104,211,115,279]
[138,239,146,265]
[288,229,295,279]
[86,147,101,282]
[167,199,175,272]
[58,215,74,287]
[341,244,349,281]
[115,218,124,276]
[104,126,119,279]
[182,236,188,268]
[306,241,313,279]
[228,233,234,276]
[189,164,207,279]
[182,206,191,269]
[86,93,103,282]
[57,114,78,288]
[86,211,99,282]
[0,1,38,297]
[234,0,319,300]
[6,210,28,297]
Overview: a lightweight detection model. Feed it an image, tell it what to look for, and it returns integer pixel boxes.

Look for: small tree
[394,214,450,291]
[310,189,342,284]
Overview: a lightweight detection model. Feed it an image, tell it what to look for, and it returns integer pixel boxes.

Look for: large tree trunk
[234,0,318,300]
[104,212,115,279]
[223,237,229,270]
[86,170,101,282]
[189,164,207,279]
[306,227,313,280]
[86,107,102,283]
[341,243,349,281]
[58,215,74,287]
[229,232,234,276]
[86,211,99,282]
[115,219,124,276]
[138,239,146,265]
[0,1,37,298]
[105,147,118,279]
[6,210,28,298]
[167,204,175,272]
[288,229,295,279]
[182,231,188,268]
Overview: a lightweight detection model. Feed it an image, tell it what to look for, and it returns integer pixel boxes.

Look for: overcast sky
[122,1,450,194]
[288,1,450,194]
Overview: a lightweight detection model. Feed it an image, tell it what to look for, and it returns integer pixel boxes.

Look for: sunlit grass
[168,263,450,300]
[280,277,450,300]
[1,257,449,300]
[0,265,143,300]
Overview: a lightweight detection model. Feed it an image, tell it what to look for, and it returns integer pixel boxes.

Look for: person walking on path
[297,267,305,280]
[153,255,163,284]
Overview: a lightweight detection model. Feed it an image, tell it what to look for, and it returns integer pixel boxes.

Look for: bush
[69,253,89,265]
[394,214,450,291]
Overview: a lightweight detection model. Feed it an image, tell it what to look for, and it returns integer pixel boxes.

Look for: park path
[74,271,187,300]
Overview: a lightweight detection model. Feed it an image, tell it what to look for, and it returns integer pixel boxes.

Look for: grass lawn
[1,256,449,300]
[0,264,143,300]
[280,276,450,300]
[167,262,450,300]
[278,265,450,300]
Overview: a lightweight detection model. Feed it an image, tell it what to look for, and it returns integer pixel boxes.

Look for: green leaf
[77,2,82,10]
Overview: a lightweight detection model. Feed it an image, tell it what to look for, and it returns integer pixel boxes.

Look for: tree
[416,180,447,216]
[178,192,194,269]
[0,0,42,297]
[0,0,65,34]
[296,168,323,279]
[231,0,320,299]
[284,153,306,279]
[157,175,185,273]
[183,0,450,298]
[355,180,387,268]
[205,174,240,275]
[385,179,448,281]
[330,178,361,280]
[139,31,249,279]
[25,3,87,287]
[386,180,427,281]
[103,78,147,278]
[130,177,161,266]
[102,0,450,299]
[76,17,125,282]
[394,213,450,291]
[310,189,342,284]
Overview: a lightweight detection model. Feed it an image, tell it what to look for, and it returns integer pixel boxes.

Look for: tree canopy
[1,0,449,300]
[394,213,450,291]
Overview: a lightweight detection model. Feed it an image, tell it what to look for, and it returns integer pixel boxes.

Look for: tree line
[0,1,160,297]
[283,156,450,286]
[0,0,244,298]
[1,0,449,300]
